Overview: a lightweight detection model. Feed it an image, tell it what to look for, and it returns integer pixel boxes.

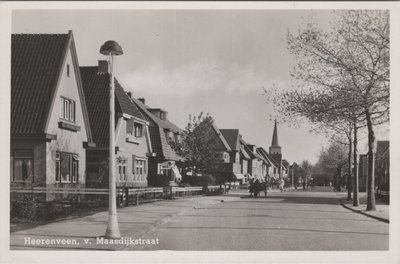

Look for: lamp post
[100,40,123,239]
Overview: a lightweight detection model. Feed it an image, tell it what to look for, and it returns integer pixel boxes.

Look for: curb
[339,199,389,223]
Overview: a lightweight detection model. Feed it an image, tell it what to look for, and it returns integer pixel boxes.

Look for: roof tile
[11,33,68,135]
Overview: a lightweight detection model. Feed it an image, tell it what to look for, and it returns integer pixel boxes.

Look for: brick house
[80,61,152,188]
[131,98,183,184]
[10,31,95,200]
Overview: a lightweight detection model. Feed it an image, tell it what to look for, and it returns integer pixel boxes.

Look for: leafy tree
[318,142,348,191]
[300,160,313,186]
[171,112,221,180]
[265,10,389,210]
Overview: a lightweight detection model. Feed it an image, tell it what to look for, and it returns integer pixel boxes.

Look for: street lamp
[100,40,123,239]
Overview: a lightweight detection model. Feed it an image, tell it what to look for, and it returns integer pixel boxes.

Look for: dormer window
[60,97,75,122]
[175,133,180,144]
[166,131,174,143]
[160,111,165,120]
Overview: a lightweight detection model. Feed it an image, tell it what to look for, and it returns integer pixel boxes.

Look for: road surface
[10,188,388,251]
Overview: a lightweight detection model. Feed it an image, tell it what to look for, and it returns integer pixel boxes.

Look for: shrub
[147,174,172,187]
[10,194,40,221]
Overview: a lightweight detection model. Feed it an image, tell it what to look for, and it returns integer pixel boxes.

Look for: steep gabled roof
[11,31,93,142]
[80,66,145,148]
[210,122,232,152]
[133,98,181,133]
[282,159,290,170]
[258,147,279,168]
[131,97,182,161]
[11,33,68,136]
[256,147,272,166]
[220,129,240,151]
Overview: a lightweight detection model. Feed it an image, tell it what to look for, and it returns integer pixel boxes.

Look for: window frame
[60,96,76,123]
[13,149,34,182]
[56,151,79,184]
[132,155,147,178]
[134,122,143,138]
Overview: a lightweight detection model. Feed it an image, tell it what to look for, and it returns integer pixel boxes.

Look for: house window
[118,163,126,181]
[72,155,79,183]
[166,131,174,143]
[175,134,180,144]
[56,151,79,183]
[274,168,277,174]
[159,164,171,177]
[55,152,60,182]
[224,153,230,163]
[67,64,70,77]
[132,156,147,177]
[13,149,34,182]
[160,111,165,120]
[126,119,134,135]
[134,123,143,137]
[60,97,75,122]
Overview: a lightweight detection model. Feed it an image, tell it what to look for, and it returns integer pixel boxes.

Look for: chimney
[98,60,109,74]
[127,91,132,98]
[138,98,145,105]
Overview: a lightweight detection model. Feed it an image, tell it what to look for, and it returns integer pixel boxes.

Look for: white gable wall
[45,46,88,187]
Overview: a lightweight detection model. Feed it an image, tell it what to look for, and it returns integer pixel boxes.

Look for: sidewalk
[10,195,237,250]
[339,194,389,223]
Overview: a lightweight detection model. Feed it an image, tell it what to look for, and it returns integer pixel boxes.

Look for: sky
[12,9,389,164]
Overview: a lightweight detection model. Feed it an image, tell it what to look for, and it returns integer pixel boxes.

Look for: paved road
[10,189,388,251]
[135,190,389,251]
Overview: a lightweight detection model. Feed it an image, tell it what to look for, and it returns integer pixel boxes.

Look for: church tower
[269,120,281,155]
[269,120,283,178]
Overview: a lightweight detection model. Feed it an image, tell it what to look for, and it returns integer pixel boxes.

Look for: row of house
[10,31,288,201]
[204,120,289,185]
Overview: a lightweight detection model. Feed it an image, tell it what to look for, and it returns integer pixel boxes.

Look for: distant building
[358,140,390,194]
[239,138,265,182]
[131,97,183,184]
[10,31,95,200]
[220,129,244,182]
[269,120,287,178]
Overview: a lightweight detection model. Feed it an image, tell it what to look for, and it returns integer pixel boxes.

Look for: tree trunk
[336,168,341,192]
[366,110,376,211]
[353,121,360,206]
[347,129,352,200]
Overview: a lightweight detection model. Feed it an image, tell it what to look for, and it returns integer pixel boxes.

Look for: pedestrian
[302,181,306,190]
[249,179,254,197]
[263,181,268,196]
[254,179,261,197]
[280,178,285,192]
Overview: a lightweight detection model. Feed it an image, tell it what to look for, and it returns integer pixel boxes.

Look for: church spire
[271,119,279,146]
[269,119,281,155]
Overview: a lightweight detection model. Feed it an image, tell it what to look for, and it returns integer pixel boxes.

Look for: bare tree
[265,10,389,210]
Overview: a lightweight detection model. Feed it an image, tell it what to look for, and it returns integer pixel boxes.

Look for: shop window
[13,149,34,182]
